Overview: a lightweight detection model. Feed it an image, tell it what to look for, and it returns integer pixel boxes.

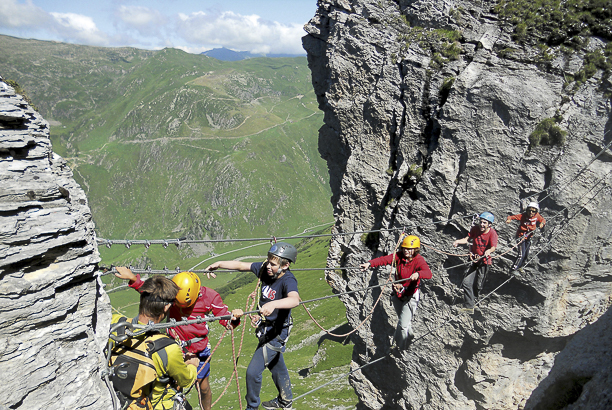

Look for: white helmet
[527,202,540,211]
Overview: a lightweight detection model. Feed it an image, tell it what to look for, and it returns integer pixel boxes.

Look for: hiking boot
[510,269,521,278]
[387,344,400,356]
[262,398,293,410]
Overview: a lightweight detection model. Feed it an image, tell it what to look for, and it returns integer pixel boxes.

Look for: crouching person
[108,276,199,410]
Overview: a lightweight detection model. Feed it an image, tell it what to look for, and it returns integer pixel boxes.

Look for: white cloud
[0,3,307,55]
[175,11,305,55]
[49,12,109,46]
[115,5,167,37]
[0,0,50,29]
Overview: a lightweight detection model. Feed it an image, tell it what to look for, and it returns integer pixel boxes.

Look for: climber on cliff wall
[205,242,299,410]
[506,201,546,276]
[360,235,432,349]
[452,212,498,314]
[114,267,242,410]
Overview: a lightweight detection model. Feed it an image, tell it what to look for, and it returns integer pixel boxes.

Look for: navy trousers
[512,237,532,270]
[245,339,293,409]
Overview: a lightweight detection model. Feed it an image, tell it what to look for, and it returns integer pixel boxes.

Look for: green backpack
[109,317,176,409]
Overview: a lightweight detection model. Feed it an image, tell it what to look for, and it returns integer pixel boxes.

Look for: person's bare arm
[259,291,300,317]
[204,261,253,279]
[453,236,469,247]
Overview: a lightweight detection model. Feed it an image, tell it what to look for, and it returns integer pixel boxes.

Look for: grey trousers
[461,262,490,308]
[392,290,420,348]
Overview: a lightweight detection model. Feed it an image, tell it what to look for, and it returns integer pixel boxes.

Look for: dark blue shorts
[196,346,211,379]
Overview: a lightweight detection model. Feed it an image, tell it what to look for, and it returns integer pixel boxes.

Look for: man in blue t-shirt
[205,242,299,410]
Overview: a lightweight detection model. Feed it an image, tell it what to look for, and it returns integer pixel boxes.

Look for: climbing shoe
[510,269,521,278]
[262,398,293,410]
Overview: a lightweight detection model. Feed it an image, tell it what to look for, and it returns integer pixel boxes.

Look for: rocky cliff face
[303,1,612,409]
[0,78,112,409]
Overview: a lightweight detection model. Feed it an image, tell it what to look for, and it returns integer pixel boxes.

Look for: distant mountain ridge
[202,47,305,61]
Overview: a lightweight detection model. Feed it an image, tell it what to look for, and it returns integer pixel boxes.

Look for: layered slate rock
[303,0,612,409]
[0,77,113,409]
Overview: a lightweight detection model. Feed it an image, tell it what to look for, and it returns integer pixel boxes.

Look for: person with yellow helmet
[115,267,242,410]
[360,234,432,350]
[506,201,546,275]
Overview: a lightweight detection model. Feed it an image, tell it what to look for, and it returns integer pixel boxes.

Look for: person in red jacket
[506,201,546,275]
[453,211,498,314]
[360,235,432,349]
[115,267,241,410]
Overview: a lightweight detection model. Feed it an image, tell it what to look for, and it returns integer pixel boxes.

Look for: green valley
[0,34,332,270]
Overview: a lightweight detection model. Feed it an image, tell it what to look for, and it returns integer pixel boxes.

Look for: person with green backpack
[108,275,199,409]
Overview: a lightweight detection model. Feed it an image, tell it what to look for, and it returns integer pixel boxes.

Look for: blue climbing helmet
[479,211,495,224]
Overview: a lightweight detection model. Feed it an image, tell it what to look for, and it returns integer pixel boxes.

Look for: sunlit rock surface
[0,77,112,409]
[303,0,612,409]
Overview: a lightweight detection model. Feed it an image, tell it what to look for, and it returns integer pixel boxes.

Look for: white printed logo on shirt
[262,286,277,300]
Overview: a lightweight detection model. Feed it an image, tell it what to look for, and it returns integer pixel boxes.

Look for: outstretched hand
[359,262,371,271]
[114,266,137,282]
[226,309,244,329]
[203,263,219,279]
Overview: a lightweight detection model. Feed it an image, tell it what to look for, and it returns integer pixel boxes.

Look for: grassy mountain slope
[0,34,332,269]
[1,34,354,407]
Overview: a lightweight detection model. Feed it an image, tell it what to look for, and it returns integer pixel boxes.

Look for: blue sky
[0,0,318,54]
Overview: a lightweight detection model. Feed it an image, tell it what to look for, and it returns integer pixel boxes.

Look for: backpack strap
[146,334,178,385]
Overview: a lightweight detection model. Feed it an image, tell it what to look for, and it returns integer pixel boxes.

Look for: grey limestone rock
[304,0,612,409]
[0,79,113,408]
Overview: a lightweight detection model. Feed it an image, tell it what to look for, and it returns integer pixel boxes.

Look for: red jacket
[130,274,238,354]
[369,253,432,298]
[508,212,546,237]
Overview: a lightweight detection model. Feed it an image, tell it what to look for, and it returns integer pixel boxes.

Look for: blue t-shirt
[250,261,299,326]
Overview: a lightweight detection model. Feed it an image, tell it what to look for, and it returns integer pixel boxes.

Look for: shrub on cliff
[529,117,567,148]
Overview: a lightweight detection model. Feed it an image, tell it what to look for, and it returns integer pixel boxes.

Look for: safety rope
[106,184,607,407]
[103,137,611,407]
[526,133,612,203]
[100,266,361,278]
[211,279,258,408]
[102,183,611,410]
[101,231,526,287]
[292,180,611,405]
[475,180,610,306]
[96,214,476,248]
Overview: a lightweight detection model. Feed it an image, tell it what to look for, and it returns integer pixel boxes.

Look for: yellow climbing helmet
[172,271,201,308]
[401,235,421,249]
